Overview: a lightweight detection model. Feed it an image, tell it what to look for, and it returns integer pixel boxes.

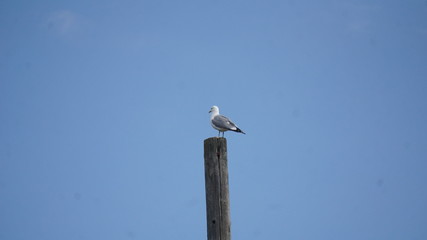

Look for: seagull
[209,106,245,137]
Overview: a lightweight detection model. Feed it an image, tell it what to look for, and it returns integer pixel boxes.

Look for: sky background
[1,0,427,239]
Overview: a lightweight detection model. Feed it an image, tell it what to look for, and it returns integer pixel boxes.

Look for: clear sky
[1,0,427,239]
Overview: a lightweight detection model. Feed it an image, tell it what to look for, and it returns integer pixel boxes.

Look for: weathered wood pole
[204,137,231,240]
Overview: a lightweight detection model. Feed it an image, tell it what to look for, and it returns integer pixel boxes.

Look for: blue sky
[1,0,427,239]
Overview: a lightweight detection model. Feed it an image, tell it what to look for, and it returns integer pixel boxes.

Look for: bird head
[209,106,219,113]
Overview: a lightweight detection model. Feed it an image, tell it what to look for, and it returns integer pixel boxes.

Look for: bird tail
[233,128,246,134]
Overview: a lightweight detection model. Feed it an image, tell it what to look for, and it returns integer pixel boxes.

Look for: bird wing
[212,115,238,131]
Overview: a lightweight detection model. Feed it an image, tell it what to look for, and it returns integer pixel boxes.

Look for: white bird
[209,106,245,137]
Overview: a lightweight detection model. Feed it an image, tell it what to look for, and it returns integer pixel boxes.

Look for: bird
[209,105,245,137]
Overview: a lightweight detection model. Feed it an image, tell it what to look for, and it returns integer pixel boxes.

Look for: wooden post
[204,137,231,240]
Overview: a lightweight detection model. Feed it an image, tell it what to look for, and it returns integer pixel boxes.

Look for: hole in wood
[212,220,216,224]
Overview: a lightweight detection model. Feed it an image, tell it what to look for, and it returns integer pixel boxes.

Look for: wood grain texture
[204,137,231,240]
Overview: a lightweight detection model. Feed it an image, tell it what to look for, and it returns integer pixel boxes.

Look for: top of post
[204,137,227,144]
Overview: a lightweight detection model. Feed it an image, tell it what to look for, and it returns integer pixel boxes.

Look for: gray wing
[212,115,237,130]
